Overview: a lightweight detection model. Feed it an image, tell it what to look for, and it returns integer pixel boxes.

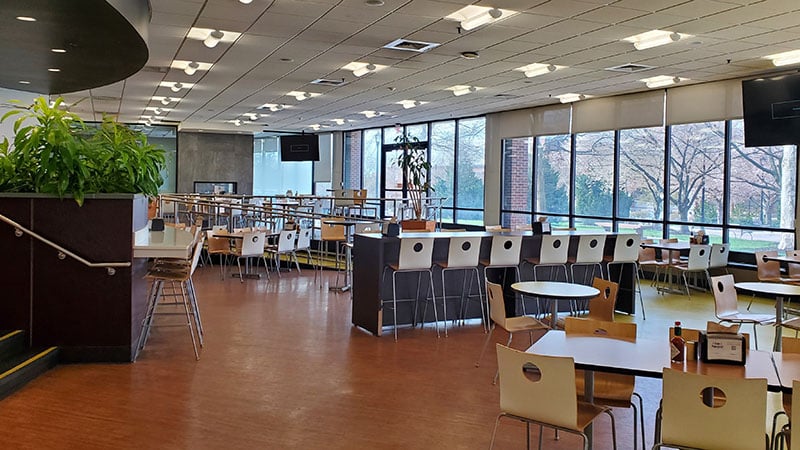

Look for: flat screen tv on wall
[279,134,319,161]
[742,73,800,147]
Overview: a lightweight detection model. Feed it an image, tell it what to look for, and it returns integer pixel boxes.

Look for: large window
[253,136,312,195]
[348,117,485,226]
[500,120,796,254]
[534,134,570,216]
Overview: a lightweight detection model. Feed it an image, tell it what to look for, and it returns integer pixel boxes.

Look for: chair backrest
[321,218,346,241]
[783,336,800,354]
[212,225,227,232]
[755,250,781,280]
[538,234,569,265]
[486,281,508,330]
[789,250,800,278]
[334,189,356,206]
[687,244,711,270]
[794,380,800,450]
[660,368,767,450]
[660,238,679,262]
[188,235,205,276]
[445,236,482,268]
[495,344,578,431]
[277,230,296,252]
[206,230,230,252]
[710,274,740,318]
[574,234,606,264]
[638,245,657,263]
[709,243,730,269]
[240,231,266,257]
[564,316,636,339]
[397,238,434,270]
[587,278,619,322]
[487,235,523,267]
[296,228,312,250]
[611,234,640,262]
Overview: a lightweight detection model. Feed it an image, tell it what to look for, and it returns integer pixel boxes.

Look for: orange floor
[0,265,781,449]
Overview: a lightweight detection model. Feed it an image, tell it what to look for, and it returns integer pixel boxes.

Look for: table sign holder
[699,331,746,365]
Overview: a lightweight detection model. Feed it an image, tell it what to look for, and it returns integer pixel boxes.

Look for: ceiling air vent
[605,63,655,73]
[383,38,440,53]
[311,78,347,87]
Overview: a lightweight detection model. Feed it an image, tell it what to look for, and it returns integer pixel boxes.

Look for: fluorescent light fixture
[641,75,686,88]
[309,124,321,131]
[447,85,480,96]
[360,110,381,118]
[188,27,241,47]
[765,49,800,67]
[184,61,200,75]
[203,30,225,48]
[514,63,562,78]
[19,80,30,85]
[557,93,587,103]
[16,16,36,22]
[342,62,386,77]
[239,0,253,3]
[288,91,320,101]
[331,119,345,125]
[51,48,66,54]
[622,30,688,50]
[397,100,425,109]
[446,6,517,31]
[159,97,173,106]
[160,81,194,92]
[47,68,60,72]
[243,113,258,121]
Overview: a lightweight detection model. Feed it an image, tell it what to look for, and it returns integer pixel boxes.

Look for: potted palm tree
[393,133,435,231]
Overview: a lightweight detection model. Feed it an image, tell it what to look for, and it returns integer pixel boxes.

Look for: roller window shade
[572,90,664,133]
[487,104,571,139]
[666,79,743,125]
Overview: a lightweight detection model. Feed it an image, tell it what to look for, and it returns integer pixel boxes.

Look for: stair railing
[0,213,131,276]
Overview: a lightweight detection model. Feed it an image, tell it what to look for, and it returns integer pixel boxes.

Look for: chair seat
[503,315,548,333]
[718,313,775,324]
[437,261,476,269]
[576,401,610,431]
[781,317,800,330]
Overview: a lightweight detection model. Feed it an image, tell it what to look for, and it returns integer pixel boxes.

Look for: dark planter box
[0,194,149,362]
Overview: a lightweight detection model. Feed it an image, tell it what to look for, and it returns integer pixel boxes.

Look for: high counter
[351,231,637,336]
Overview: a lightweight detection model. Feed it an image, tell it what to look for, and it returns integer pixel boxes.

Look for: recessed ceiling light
[16,16,36,22]
[239,0,253,3]
[19,80,30,84]
[51,48,66,53]
[47,68,60,72]
[460,51,479,59]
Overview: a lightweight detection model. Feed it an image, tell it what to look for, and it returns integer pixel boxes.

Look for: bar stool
[139,235,205,360]
[319,217,346,287]
[480,235,522,330]
[381,237,438,341]
[568,234,606,284]
[604,234,645,319]
[436,235,483,336]
[527,234,569,282]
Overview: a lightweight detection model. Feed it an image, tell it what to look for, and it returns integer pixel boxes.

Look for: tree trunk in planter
[0,194,149,362]
[400,219,436,231]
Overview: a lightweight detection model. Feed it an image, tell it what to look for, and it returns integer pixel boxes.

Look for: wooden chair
[549,277,618,328]
[489,344,618,450]
[206,229,234,280]
[749,251,800,310]
[475,281,548,384]
[654,368,768,450]
[710,274,775,349]
[564,317,644,450]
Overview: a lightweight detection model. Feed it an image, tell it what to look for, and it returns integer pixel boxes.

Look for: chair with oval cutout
[381,237,438,340]
[604,234,645,319]
[435,235,484,336]
[489,344,617,450]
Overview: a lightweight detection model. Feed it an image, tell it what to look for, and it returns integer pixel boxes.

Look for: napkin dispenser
[531,222,551,235]
[150,218,165,231]
[699,331,746,365]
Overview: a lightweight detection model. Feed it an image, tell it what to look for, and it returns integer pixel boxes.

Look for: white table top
[734,282,800,297]
[511,281,599,299]
[528,330,780,388]
[133,225,194,259]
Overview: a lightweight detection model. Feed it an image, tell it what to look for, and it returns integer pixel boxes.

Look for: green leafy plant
[394,133,432,220]
[0,97,164,205]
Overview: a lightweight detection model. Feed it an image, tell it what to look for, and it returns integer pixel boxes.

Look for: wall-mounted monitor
[280,134,319,162]
[742,73,800,147]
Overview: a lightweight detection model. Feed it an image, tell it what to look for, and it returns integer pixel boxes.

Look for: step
[0,330,27,361]
[0,347,59,400]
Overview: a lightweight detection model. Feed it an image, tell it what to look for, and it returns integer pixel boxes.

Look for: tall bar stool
[568,234,606,285]
[139,235,206,360]
[436,235,484,335]
[382,237,438,340]
[527,234,569,282]
[604,234,645,319]
[319,217,346,287]
[480,235,523,329]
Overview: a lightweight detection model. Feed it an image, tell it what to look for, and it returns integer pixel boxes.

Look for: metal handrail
[0,213,131,276]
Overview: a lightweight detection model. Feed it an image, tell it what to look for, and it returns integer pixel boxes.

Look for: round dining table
[735,281,800,351]
[511,281,600,328]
